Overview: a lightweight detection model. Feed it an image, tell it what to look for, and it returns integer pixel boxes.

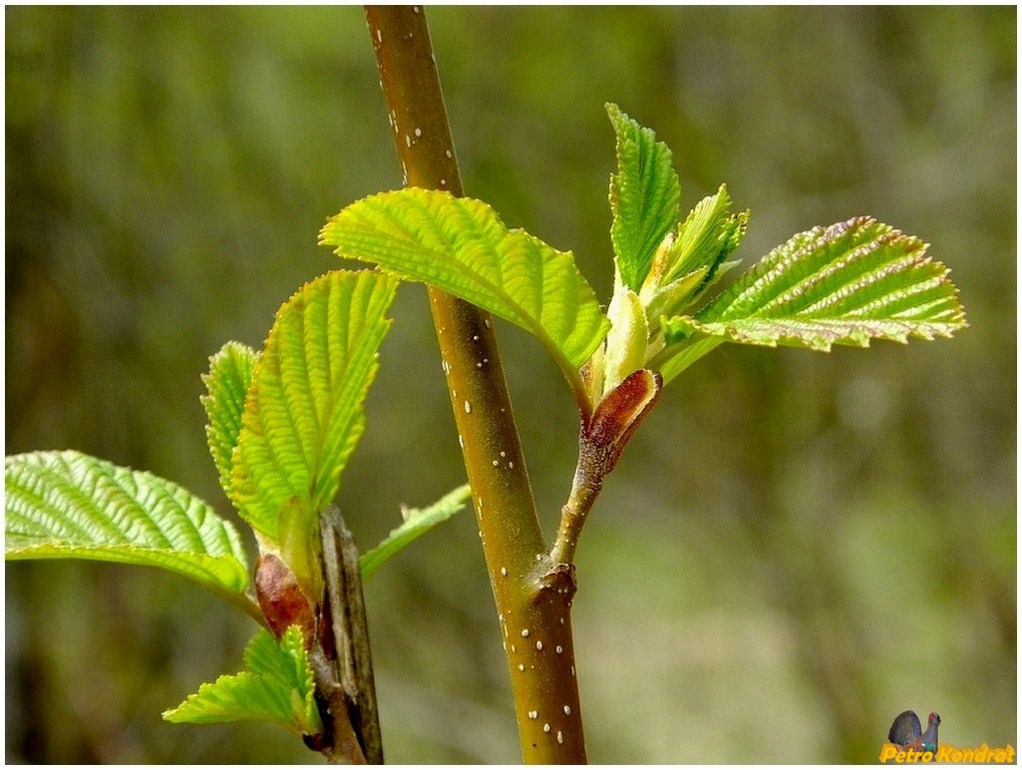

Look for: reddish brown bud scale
[582,369,663,477]
[255,553,316,643]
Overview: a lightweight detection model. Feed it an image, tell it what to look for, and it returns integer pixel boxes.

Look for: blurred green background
[5,6,1015,763]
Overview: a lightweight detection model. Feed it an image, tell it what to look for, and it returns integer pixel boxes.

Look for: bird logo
[888,710,941,753]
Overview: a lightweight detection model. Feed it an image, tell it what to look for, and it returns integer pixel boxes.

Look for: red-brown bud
[254,553,316,643]
[581,368,662,477]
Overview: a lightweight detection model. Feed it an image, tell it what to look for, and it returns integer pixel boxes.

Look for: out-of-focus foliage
[5,6,1014,763]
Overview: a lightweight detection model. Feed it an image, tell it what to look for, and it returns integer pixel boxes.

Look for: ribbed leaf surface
[230,270,397,541]
[662,184,748,289]
[5,450,249,595]
[202,342,258,501]
[664,217,966,351]
[607,103,681,292]
[359,484,471,581]
[319,188,609,381]
[163,626,320,735]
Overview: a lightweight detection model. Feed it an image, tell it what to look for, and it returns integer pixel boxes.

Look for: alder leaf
[655,183,748,294]
[202,341,259,502]
[230,271,398,569]
[319,188,609,387]
[163,626,321,736]
[5,450,249,597]
[359,484,472,582]
[662,216,966,359]
[607,102,681,292]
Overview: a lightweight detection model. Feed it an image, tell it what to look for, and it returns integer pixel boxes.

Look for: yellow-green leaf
[163,626,321,736]
[5,450,250,596]
[202,341,259,502]
[359,484,471,582]
[607,103,681,292]
[230,271,398,551]
[319,188,609,389]
[662,217,966,358]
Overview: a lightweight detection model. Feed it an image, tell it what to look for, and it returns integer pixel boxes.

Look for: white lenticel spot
[528,710,537,719]
[557,731,564,744]
[414,127,422,137]
[543,723,551,733]
[563,705,571,715]
[518,664,525,672]
[464,400,472,413]
[521,629,530,637]
[536,641,543,651]
[500,567,508,576]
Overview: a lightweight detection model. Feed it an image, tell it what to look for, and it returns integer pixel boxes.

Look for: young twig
[364,6,587,762]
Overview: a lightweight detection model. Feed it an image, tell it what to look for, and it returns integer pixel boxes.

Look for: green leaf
[5,450,249,597]
[657,184,748,292]
[230,271,398,557]
[359,484,472,582]
[319,188,610,386]
[163,626,321,736]
[607,103,681,292]
[663,216,967,352]
[202,342,259,502]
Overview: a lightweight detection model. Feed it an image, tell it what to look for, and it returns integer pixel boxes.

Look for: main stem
[364,6,586,763]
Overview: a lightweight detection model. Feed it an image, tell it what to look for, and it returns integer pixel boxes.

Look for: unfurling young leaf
[319,187,610,394]
[602,283,649,397]
[641,183,748,306]
[202,341,259,502]
[230,270,398,593]
[655,216,967,381]
[163,625,321,737]
[5,450,250,599]
[607,103,681,292]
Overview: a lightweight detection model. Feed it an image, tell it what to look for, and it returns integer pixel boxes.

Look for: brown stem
[552,369,663,565]
[319,507,383,764]
[363,6,586,762]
